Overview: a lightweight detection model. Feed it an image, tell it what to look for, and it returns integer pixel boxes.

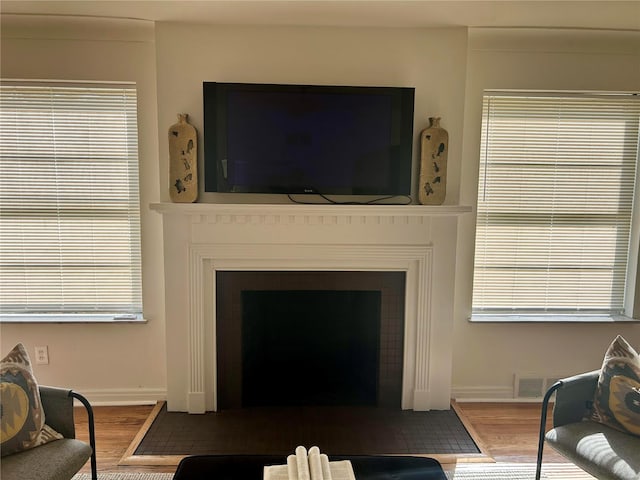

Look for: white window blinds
[473,91,640,316]
[0,82,142,318]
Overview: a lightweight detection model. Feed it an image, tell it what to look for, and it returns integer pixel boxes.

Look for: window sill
[470,314,639,323]
[0,313,146,324]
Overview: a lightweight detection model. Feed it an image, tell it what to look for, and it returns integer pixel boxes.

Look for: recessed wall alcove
[151,202,471,413]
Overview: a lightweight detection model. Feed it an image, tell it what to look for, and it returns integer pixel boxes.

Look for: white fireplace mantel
[151,202,471,413]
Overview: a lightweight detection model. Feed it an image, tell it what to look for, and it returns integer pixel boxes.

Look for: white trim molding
[77,388,166,406]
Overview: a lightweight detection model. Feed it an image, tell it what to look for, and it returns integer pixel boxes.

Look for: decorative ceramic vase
[418,117,448,205]
[169,113,198,203]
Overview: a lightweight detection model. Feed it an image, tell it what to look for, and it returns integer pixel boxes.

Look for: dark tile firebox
[242,290,381,407]
[216,271,405,410]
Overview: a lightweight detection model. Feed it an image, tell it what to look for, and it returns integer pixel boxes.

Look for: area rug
[72,465,555,480]
[71,463,599,480]
[446,464,549,479]
[122,401,486,467]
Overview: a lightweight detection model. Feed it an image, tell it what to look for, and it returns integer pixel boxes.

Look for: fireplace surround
[152,202,470,413]
[216,271,406,409]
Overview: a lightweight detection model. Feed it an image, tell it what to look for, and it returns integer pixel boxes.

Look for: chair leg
[535,381,562,480]
[71,391,98,480]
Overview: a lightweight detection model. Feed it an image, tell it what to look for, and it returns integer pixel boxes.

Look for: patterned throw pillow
[0,343,62,456]
[589,335,640,437]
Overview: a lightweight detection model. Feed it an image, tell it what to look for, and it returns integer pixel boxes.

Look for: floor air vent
[514,374,564,399]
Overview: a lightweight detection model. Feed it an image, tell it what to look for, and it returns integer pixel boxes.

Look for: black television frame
[203,82,415,196]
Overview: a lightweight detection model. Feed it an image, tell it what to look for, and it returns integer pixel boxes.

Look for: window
[472,91,640,321]
[0,81,142,322]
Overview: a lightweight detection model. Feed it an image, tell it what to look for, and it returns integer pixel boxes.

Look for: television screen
[203,82,415,195]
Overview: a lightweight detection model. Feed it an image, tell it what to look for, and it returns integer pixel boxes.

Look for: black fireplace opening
[241,290,381,407]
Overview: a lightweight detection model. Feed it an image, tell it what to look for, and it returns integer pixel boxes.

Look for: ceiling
[1,1,639,31]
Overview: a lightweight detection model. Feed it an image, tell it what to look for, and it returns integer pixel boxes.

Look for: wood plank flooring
[71,401,590,476]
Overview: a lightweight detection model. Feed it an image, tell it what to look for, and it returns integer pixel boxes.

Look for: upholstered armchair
[1,386,97,480]
[535,370,640,480]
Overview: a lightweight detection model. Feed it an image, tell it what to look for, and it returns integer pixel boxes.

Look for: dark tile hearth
[135,405,480,456]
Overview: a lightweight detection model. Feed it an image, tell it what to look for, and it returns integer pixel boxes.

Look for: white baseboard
[74,386,541,406]
[74,387,166,406]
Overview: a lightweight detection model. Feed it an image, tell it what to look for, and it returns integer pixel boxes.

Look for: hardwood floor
[72,401,584,476]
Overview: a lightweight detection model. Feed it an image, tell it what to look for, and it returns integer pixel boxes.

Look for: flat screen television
[203,82,415,196]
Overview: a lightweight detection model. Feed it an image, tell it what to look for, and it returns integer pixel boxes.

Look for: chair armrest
[535,369,600,479]
[552,370,599,427]
[39,387,98,480]
[39,385,76,439]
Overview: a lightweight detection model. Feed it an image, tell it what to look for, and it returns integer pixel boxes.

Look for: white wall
[0,16,166,404]
[453,28,640,399]
[2,16,640,403]
[154,23,468,204]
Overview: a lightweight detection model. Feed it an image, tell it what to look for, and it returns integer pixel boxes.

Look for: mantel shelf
[150,202,472,217]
